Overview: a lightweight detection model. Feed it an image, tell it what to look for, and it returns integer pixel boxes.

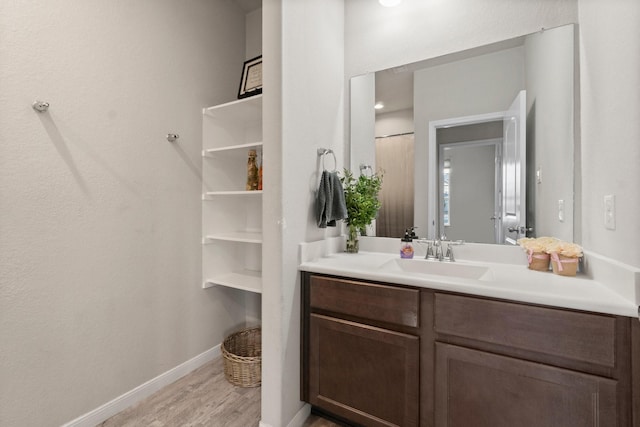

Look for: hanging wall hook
[359,164,373,176]
[166,133,179,143]
[32,101,50,113]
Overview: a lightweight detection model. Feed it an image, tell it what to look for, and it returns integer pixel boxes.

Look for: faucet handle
[425,241,435,259]
[445,244,455,262]
[435,243,444,261]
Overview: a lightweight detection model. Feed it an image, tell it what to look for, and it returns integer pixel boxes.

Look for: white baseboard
[61,345,221,427]
[287,404,311,427]
[259,403,311,427]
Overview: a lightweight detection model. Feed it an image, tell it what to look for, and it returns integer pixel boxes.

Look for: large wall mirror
[350,24,577,245]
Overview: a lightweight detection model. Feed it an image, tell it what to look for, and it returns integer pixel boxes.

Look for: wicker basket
[221,327,261,387]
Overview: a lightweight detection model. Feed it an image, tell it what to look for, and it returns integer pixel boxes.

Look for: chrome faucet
[444,240,466,262]
[415,236,462,262]
[444,243,455,262]
[418,239,444,261]
[434,240,444,261]
[425,241,435,260]
[414,238,436,260]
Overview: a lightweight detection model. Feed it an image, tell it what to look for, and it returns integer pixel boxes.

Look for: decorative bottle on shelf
[246,149,259,191]
[258,159,263,191]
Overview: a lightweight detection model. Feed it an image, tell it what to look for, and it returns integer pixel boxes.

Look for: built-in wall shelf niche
[202,95,263,294]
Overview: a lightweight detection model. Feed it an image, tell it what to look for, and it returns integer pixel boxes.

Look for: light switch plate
[604,194,615,230]
[558,199,564,222]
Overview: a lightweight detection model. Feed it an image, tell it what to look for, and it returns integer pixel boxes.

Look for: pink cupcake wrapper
[550,252,579,272]
[527,249,550,264]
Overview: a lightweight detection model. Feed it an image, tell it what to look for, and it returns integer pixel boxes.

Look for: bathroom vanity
[299,242,640,427]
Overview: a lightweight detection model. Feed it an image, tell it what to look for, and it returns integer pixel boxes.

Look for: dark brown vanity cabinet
[302,274,421,427]
[301,272,640,427]
[433,293,626,427]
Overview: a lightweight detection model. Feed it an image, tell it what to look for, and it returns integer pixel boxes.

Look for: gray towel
[316,170,348,228]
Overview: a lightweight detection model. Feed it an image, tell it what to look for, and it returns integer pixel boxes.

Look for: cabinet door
[435,343,618,427]
[309,314,419,427]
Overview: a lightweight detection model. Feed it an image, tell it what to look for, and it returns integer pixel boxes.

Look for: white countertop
[299,237,640,318]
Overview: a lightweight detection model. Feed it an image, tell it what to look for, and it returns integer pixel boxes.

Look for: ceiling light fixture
[374,102,385,110]
[379,0,402,7]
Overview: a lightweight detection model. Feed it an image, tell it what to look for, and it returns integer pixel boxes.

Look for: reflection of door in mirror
[432,90,526,245]
[375,133,415,238]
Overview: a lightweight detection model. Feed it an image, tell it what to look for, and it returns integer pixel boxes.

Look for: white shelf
[202,142,263,156]
[204,231,262,244]
[203,95,262,122]
[203,190,262,199]
[202,270,262,293]
[202,94,263,298]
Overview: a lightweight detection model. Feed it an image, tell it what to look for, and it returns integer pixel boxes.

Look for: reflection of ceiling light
[379,0,402,7]
[374,102,384,110]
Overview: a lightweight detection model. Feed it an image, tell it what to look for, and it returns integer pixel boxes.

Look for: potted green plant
[340,169,383,253]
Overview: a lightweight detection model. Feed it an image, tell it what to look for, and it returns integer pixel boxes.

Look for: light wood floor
[99,356,342,427]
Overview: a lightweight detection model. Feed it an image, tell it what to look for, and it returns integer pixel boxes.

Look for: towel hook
[32,100,50,113]
[317,148,337,172]
[359,164,373,176]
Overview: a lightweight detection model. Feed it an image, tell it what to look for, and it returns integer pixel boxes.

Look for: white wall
[375,108,414,137]
[578,0,640,267]
[0,1,249,426]
[524,24,575,242]
[262,1,345,426]
[345,0,577,78]
[246,8,263,60]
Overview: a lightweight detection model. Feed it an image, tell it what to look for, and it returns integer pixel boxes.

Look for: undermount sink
[380,258,493,281]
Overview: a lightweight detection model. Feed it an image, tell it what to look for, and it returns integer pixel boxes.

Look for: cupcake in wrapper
[528,252,551,271]
[546,241,582,277]
[517,237,556,271]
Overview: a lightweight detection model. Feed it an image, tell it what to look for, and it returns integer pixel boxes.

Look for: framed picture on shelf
[237,55,263,99]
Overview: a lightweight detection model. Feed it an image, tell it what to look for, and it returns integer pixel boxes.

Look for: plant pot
[346,224,359,253]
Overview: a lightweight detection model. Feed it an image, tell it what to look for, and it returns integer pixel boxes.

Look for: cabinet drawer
[434,293,616,368]
[310,275,419,328]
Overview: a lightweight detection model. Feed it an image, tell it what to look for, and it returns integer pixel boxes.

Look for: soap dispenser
[400,228,415,259]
